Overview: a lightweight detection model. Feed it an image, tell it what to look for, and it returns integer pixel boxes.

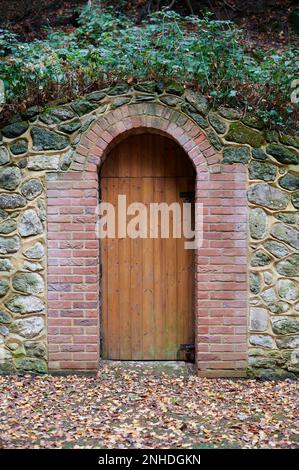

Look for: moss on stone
[226,122,265,147]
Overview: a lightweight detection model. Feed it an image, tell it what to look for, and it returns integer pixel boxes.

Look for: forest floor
[0,0,298,51]
[0,363,298,449]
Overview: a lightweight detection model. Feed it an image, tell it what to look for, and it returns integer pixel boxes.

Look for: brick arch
[46,102,248,377]
[74,103,221,174]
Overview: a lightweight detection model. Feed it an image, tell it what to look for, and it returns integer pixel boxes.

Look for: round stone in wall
[249,335,276,349]
[0,193,26,209]
[0,166,22,191]
[23,242,44,260]
[0,235,20,255]
[21,179,43,200]
[5,294,44,314]
[251,250,272,267]
[11,316,44,339]
[0,258,13,271]
[272,318,299,335]
[18,209,43,237]
[0,280,9,297]
[278,279,299,302]
[249,208,268,239]
[264,240,289,258]
[247,183,289,210]
[0,218,17,234]
[276,254,299,277]
[12,272,44,295]
[250,272,261,294]
[31,127,69,151]
[271,223,299,251]
[0,147,10,165]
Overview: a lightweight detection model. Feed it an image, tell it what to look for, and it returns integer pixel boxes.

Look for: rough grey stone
[14,356,47,373]
[218,106,242,120]
[208,112,227,134]
[261,287,277,305]
[0,218,17,234]
[134,82,157,94]
[24,341,46,358]
[86,90,107,101]
[247,183,289,210]
[159,95,180,106]
[274,212,297,225]
[276,336,299,349]
[20,179,43,200]
[205,129,222,151]
[0,166,22,191]
[279,172,299,191]
[0,208,8,221]
[249,307,268,332]
[60,149,74,171]
[12,272,44,295]
[263,271,273,285]
[0,146,10,165]
[0,193,26,209]
[252,148,267,160]
[23,242,44,260]
[267,143,299,165]
[18,209,43,237]
[27,155,60,171]
[71,100,98,115]
[37,199,46,221]
[272,318,299,335]
[264,240,289,258]
[11,316,44,338]
[181,103,208,128]
[0,280,9,297]
[0,310,12,324]
[23,260,43,272]
[0,235,20,254]
[270,223,299,251]
[31,127,69,151]
[58,119,82,134]
[276,254,299,277]
[278,279,299,302]
[5,294,44,314]
[0,325,9,336]
[2,121,28,139]
[10,139,28,155]
[40,106,75,124]
[292,191,299,209]
[249,208,268,239]
[250,335,276,348]
[184,90,208,115]
[223,146,251,164]
[0,259,13,271]
[249,161,277,181]
[251,250,272,267]
[110,97,131,109]
[250,272,261,294]
[108,84,130,95]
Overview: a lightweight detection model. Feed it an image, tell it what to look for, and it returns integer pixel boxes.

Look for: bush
[0,6,298,131]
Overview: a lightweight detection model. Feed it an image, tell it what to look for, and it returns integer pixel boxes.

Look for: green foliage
[0,7,298,130]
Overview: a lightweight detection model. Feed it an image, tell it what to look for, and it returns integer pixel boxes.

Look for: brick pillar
[47,172,99,371]
[196,164,248,377]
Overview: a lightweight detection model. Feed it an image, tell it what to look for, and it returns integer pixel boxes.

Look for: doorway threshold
[99,360,195,376]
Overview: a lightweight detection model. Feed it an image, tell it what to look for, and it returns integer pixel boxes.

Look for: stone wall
[0,81,298,377]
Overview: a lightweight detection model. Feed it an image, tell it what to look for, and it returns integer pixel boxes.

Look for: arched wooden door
[100,133,195,360]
